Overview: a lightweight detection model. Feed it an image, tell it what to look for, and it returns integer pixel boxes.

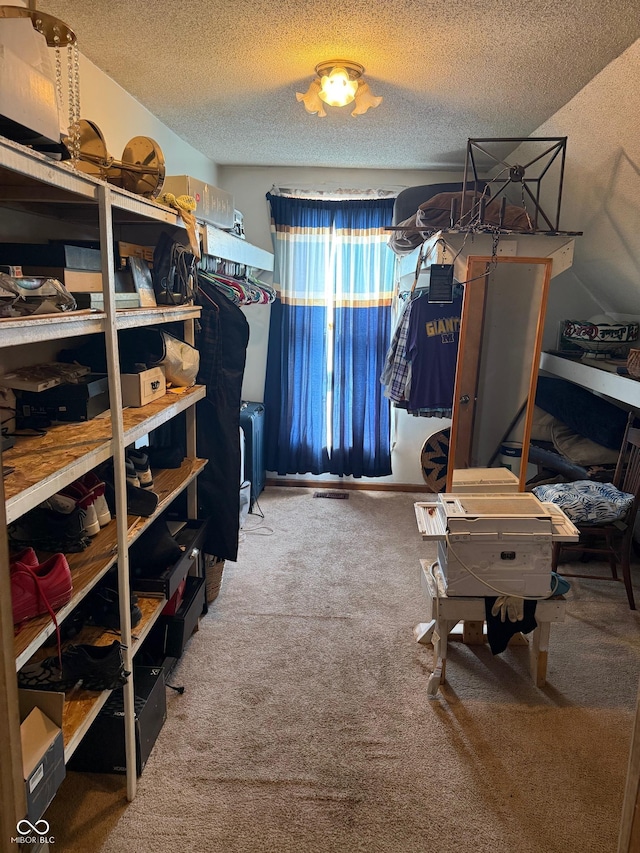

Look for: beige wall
[517,38,640,327]
[77,56,219,186]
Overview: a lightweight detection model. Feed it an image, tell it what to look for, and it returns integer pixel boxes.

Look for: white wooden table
[416,559,566,697]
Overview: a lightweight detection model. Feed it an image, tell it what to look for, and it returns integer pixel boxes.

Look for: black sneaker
[88,587,142,631]
[18,640,129,692]
[8,503,90,553]
[127,448,154,488]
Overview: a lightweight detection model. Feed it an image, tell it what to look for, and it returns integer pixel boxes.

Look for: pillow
[530,406,556,442]
[551,420,619,467]
[533,480,634,525]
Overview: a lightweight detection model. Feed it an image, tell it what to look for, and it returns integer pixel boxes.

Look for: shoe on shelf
[125,459,140,488]
[42,607,87,648]
[45,481,101,538]
[8,503,89,553]
[9,546,39,571]
[11,553,73,625]
[126,448,154,488]
[17,640,129,692]
[79,471,112,528]
[101,466,159,518]
[88,586,142,632]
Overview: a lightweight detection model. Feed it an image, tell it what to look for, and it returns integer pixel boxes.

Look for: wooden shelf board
[0,305,202,348]
[4,385,206,522]
[62,687,112,758]
[0,136,98,200]
[12,458,207,668]
[0,310,104,348]
[115,304,201,330]
[539,351,640,409]
[0,134,183,232]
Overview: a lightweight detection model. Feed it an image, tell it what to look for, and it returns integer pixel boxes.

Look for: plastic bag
[157,331,199,387]
[0,272,76,317]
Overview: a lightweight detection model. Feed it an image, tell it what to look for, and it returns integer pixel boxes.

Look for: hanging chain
[66,40,81,162]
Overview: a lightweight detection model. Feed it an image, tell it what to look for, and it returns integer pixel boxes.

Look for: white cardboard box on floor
[18,689,65,822]
[121,367,166,407]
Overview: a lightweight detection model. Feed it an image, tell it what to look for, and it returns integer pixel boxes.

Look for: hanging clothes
[380,288,462,417]
[195,276,250,561]
[380,296,413,404]
[406,290,462,415]
[198,265,276,307]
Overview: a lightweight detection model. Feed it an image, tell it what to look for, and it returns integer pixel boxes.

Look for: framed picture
[128,256,157,308]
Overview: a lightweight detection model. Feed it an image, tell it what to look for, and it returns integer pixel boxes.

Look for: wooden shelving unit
[0,131,210,822]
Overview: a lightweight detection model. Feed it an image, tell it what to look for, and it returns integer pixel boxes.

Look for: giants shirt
[406,291,462,412]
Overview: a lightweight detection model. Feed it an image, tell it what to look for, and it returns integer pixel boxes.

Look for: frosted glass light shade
[318,67,358,107]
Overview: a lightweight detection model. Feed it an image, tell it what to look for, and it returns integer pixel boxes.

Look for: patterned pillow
[533,480,634,525]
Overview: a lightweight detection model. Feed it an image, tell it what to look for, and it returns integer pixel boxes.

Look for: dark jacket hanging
[196,276,250,561]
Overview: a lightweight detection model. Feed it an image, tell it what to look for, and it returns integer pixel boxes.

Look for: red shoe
[9,547,39,571]
[11,553,73,625]
[79,471,111,528]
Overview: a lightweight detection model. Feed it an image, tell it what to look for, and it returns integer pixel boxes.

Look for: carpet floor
[46,487,640,852]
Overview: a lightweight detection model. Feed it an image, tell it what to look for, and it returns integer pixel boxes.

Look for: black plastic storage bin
[131,518,208,600]
[162,575,206,659]
[67,665,167,776]
[240,401,265,508]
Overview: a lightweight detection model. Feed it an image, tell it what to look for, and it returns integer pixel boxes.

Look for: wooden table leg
[462,620,485,645]
[530,621,551,687]
[427,619,455,697]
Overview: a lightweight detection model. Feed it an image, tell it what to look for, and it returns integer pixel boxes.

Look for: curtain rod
[269,185,399,200]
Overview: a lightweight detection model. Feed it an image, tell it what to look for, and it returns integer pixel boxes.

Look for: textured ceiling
[39,0,640,170]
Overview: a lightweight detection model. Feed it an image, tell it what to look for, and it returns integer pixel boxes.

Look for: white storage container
[451,467,520,493]
[414,493,579,597]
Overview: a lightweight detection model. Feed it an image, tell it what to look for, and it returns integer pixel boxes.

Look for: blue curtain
[264,194,395,477]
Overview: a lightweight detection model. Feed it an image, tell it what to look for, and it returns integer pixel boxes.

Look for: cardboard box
[72,292,141,310]
[161,175,234,230]
[0,243,101,271]
[67,666,166,776]
[21,267,104,292]
[18,690,65,822]
[121,367,166,407]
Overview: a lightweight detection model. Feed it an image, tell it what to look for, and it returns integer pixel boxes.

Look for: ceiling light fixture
[296,60,383,117]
